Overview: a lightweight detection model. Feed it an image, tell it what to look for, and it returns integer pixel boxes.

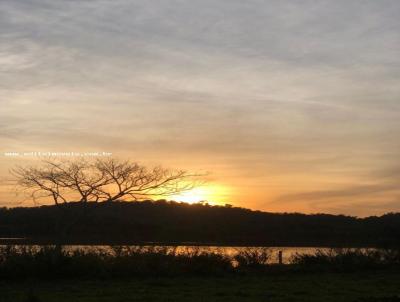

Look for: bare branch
[10,158,205,205]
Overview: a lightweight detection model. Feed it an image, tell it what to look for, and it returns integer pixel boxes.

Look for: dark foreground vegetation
[1,201,400,247]
[0,245,400,279]
[1,246,400,301]
[2,271,400,302]
[1,245,400,279]
[0,245,235,279]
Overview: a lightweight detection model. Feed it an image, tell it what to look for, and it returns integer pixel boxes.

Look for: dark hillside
[0,201,399,247]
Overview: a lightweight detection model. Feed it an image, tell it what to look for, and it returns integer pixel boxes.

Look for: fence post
[278,250,283,265]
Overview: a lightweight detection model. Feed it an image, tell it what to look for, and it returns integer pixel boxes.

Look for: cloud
[0,0,399,215]
[275,184,399,204]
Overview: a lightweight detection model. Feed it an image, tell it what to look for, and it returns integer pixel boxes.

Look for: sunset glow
[1,1,400,216]
[170,185,231,205]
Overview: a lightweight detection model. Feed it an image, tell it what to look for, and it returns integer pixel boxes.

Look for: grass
[0,245,273,278]
[0,246,400,280]
[1,271,400,302]
[1,246,400,301]
[291,248,400,272]
[1,245,399,279]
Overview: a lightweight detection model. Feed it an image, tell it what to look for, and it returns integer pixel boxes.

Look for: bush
[291,248,400,272]
[1,246,399,279]
[234,248,271,269]
[0,245,234,279]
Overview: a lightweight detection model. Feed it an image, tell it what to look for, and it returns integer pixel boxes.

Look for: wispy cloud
[0,0,399,215]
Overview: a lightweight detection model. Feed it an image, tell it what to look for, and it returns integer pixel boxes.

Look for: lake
[5,244,334,264]
[0,239,363,264]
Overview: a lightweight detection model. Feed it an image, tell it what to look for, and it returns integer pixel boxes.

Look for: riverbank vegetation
[1,245,399,279]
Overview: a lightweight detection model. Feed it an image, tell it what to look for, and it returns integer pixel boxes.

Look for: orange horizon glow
[169,185,232,206]
[1,1,400,217]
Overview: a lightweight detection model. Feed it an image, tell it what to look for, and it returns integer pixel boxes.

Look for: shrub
[291,248,400,272]
[234,248,271,269]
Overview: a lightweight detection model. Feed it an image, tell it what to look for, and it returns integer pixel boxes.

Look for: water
[0,242,349,264]
[63,245,329,264]
[0,238,26,240]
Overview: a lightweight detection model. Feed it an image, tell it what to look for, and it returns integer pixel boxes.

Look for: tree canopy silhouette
[11,158,201,205]
[0,201,399,247]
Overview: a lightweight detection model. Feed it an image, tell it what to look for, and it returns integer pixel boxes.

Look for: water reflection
[60,245,330,264]
[0,244,370,264]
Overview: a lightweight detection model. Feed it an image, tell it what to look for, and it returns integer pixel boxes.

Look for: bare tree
[11,158,202,205]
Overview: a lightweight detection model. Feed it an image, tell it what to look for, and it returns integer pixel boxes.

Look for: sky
[0,0,399,216]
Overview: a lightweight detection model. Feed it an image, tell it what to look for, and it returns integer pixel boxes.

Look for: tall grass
[291,248,400,271]
[233,247,272,268]
[0,246,399,279]
[0,245,235,278]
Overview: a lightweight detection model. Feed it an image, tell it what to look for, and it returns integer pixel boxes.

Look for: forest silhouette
[1,200,399,247]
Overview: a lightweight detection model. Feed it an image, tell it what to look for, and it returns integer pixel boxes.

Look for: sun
[170,187,209,204]
[170,185,230,205]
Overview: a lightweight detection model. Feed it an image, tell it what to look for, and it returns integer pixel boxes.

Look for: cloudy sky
[1,0,399,216]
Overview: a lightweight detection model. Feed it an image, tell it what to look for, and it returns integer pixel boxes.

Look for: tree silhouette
[11,158,201,205]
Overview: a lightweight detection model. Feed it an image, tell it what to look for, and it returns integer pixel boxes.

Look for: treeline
[0,201,399,247]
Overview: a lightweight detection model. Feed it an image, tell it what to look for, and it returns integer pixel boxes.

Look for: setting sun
[170,185,231,205]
